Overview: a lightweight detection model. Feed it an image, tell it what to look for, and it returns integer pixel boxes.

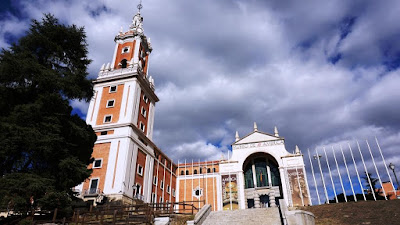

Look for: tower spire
[130,0,144,33]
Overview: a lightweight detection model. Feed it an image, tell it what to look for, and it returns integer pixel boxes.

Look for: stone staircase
[202,208,282,225]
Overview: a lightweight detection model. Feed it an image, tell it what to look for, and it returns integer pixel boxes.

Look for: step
[202,208,281,225]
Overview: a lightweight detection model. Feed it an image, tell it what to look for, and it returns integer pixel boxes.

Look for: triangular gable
[234,131,281,145]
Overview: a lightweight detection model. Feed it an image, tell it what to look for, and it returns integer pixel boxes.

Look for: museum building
[75,9,311,210]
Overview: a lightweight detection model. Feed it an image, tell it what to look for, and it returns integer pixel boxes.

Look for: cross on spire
[137,0,143,13]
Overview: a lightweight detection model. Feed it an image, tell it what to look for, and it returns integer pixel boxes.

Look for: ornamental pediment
[234,131,283,145]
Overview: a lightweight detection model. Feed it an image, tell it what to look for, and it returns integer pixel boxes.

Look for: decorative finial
[235,131,239,141]
[274,126,279,137]
[137,0,143,13]
[295,145,301,154]
[253,122,258,131]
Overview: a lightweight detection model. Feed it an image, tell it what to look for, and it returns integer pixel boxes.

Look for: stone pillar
[254,195,260,208]
[270,192,276,207]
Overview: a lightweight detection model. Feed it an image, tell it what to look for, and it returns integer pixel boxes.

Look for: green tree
[0,14,97,215]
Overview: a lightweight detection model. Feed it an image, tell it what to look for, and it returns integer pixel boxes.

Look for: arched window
[180,170,184,175]
[213,168,216,173]
[120,59,128,68]
[186,170,189,175]
[199,168,202,174]
[194,169,198,174]
[207,168,211,173]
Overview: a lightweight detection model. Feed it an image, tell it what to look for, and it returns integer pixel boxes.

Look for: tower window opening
[137,165,143,176]
[141,107,147,117]
[109,85,117,93]
[122,47,130,53]
[104,115,112,123]
[194,169,197,174]
[120,59,128,68]
[107,99,115,108]
[213,168,216,173]
[100,131,108,135]
[143,94,149,103]
[180,170,184,175]
[186,170,189,175]
[93,159,103,168]
[193,187,203,198]
[140,122,145,132]
[207,168,211,173]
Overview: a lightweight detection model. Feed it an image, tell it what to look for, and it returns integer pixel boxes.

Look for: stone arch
[242,152,282,208]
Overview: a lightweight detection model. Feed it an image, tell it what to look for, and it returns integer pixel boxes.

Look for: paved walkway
[202,207,281,225]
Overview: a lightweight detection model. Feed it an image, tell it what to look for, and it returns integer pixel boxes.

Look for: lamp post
[389,163,400,190]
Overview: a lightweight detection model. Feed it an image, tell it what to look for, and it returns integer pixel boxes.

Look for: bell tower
[76,4,178,205]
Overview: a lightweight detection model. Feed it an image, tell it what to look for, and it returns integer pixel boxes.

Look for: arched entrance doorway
[242,152,282,208]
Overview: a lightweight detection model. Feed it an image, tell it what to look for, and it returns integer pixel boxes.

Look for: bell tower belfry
[77,5,177,205]
[86,8,158,140]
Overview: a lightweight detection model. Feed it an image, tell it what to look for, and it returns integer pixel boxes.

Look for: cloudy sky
[1,0,399,201]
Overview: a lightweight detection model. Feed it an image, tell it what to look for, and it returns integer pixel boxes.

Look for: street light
[389,163,400,190]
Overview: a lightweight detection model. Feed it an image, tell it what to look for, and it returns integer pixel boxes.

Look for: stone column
[269,192,276,207]
[254,195,260,208]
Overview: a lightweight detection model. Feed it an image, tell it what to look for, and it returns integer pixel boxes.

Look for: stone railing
[279,199,315,225]
[187,204,211,225]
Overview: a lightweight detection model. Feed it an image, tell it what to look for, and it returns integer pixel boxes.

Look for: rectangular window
[100,131,108,135]
[109,85,117,93]
[104,115,112,123]
[160,197,163,203]
[167,185,170,193]
[143,94,149,103]
[172,189,175,197]
[93,159,103,168]
[141,107,147,117]
[106,99,115,108]
[140,122,145,132]
[89,178,99,194]
[137,165,143,176]
[153,176,158,185]
[151,192,156,203]
[134,183,141,196]
[160,180,164,190]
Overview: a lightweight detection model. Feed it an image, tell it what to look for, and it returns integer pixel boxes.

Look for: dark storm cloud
[0,0,399,170]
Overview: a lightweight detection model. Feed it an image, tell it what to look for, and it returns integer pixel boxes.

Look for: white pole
[308,149,321,205]
[357,140,376,201]
[228,151,232,210]
[332,146,347,202]
[323,147,338,203]
[366,140,387,200]
[348,142,366,201]
[315,149,329,204]
[192,159,194,202]
[295,167,305,206]
[340,144,356,202]
[375,137,396,198]
[199,159,201,209]
[212,162,216,211]
[169,160,173,203]
[184,159,186,203]
[205,161,208,205]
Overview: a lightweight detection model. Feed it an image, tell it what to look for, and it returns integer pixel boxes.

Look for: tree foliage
[0,14,96,213]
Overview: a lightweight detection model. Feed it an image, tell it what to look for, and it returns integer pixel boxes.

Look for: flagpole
[375,137,396,198]
[323,147,338,203]
[332,146,347,202]
[308,149,321,205]
[357,140,376,201]
[348,142,366,201]
[184,159,187,203]
[366,140,387,200]
[192,159,194,202]
[228,151,232,210]
[199,159,201,209]
[315,148,329,204]
[340,144,356,202]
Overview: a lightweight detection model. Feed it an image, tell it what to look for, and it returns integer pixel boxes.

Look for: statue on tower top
[129,2,144,34]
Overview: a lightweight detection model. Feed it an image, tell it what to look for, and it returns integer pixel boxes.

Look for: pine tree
[0,14,97,215]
